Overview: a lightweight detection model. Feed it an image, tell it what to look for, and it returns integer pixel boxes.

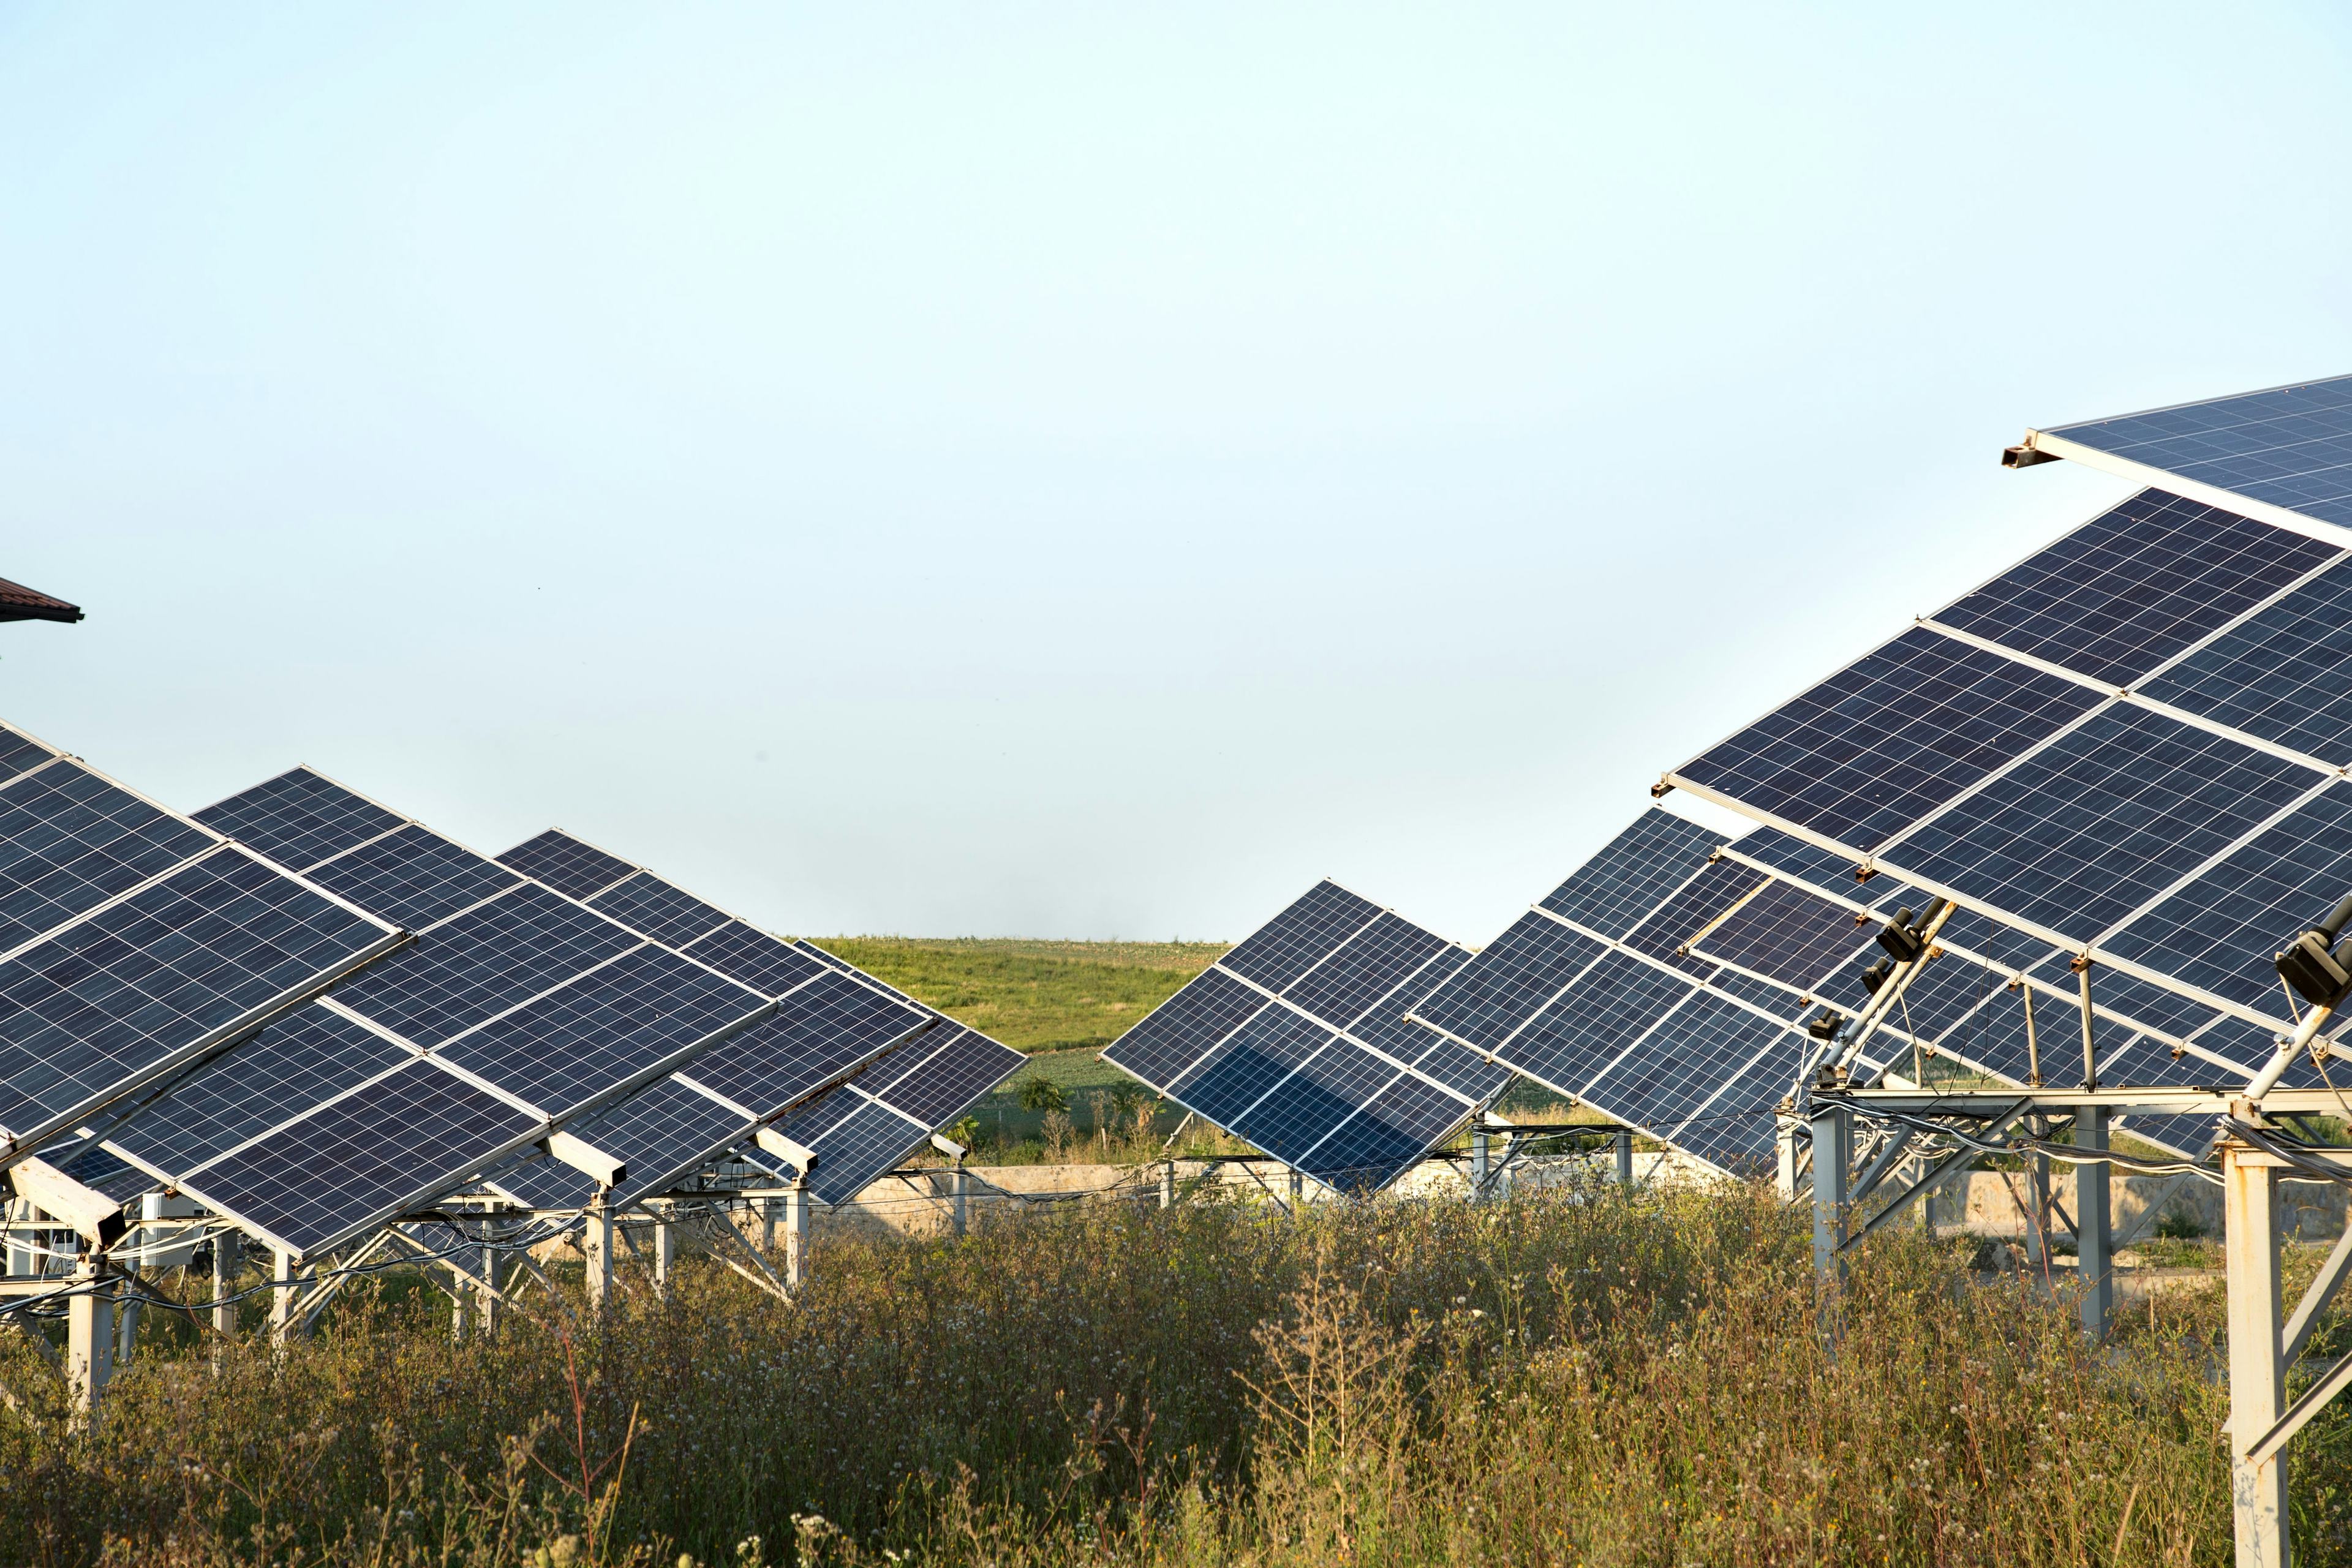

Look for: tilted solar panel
[1665,486,2352,1051]
[0,737,405,1171]
[2029,375,2352,533]
[486,829,1019,1210]
[1102,880,1497,1195]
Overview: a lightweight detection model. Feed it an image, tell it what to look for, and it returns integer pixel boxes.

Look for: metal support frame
[2076,1105,2113,1338]
[2224,1134,2290,1566]
[652,1207,676,1299]
[1471,1129,1490,1199]
[268,1249,296,1346]
[1159,1159,1175,1210]
[1615,1129,1634,1190]
[582,1199,613,1311]
[1810,1101,1850,1287]
[478,1243,500,1336]
[782,1180,808,1291]
[949,1164,968,1238]
[1287,1166,1305,1210]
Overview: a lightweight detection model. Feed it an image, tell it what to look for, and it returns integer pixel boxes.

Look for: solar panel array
[0,731,405,1172]
[1410,807,2243,1169]
[83,769,918,1258]
[484,831,1020,1209]
[1663,486,2352,1078]
[1102,881,1502,1194]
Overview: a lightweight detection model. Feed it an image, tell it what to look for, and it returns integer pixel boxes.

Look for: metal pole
[2077,1106,2113,1339]
[1809,1099,1850,1286]
[212,1229,239,1342]
[783,1181,808,1291]
[759,1194,778,1253]
[582,1200,612,1312]
[2077,962,2100,1090]
[2027,1139,2052,1269]
[115,1272,140,1366]
[2021,980,2043,1086]
[478,1243,499,1337]
[1159,1158,1175,1210]
[2223,1133,2290,1566]
[1286,1166,1305,1211]
[1615,1129,1634,1190]
[1471,1129,1490,1199]
[1775,1109,1800,1200]
[950,1165,968,1238]
[652,1210,675,1300]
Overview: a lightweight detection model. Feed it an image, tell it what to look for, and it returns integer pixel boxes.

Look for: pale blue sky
[2,4,2348,942]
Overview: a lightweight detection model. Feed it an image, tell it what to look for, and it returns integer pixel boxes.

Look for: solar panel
[0,748,407,1170]
[481,829,1019,1211]
[1665,486,2352,1038]
[192,766,404,873]
[2032,375,2352,532]
[0,725,59,789]
[1102,881,1497,1194]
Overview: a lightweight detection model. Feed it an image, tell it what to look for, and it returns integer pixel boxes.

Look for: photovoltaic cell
[1281,913,1450,1030]
[1303,1073,1467,1192]
[330,883,641,1047]
[1578,991,1789,1149]
[1233,1040,1395,1166]
[0,763,217,953]
[685,921,835,998]
[1477,950,1692,1096]
[679,968,927,1116]
[186,1060,537,1256]
[2045,377,2352,530]
[2098,783,2352,1016]
[1102,968,1270,1086]
[0,849,393,1142]
[1887,704,2318,942]
[794,940,923,1007]
[107,1009,410,1177]
[306,825,521,932]
[1672,1039,1802,1176]
[1407,911,1607,1055]
[1675,627,2105,850]
[194,767,404,873]
[1216,880,1383,992]
[1170,1006,1335,1126]
[2140,558,2352,766]
[435,946,769,1117]
[573,1075,755,1204]
[1536,810,1724,937]
[1347,948,1472,1066]
[1407,1034,1511,1103]
[589,872,730,950]
[1621,859,1767,974]
[1689,878,1870,989]
[802,1098,930,1205]
[0,728,56,786]
[497,829,638,900]
[1933,491,2334,686]
[868,1025,1022,1131]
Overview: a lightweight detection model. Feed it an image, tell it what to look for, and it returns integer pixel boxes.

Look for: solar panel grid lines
[191,766,408,875]
[0,725,61,790]
[496,828,639,902]
[2039,375,2352,533]
[1670,625,2112,851]
[1403,909,1610,1057]
[1216,957,1509,1110]
[1536,809,1729,934]
[798,1098,933,1206]
[1926,491,2340,688]
[1215,879,1385,993]
[0,845,409,1159]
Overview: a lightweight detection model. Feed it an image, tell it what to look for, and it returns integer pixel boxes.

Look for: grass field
[814,937,1225,1053]
[15,1185,2351,1566]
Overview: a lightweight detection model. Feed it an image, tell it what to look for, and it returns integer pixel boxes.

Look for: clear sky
[2,4,2348,943]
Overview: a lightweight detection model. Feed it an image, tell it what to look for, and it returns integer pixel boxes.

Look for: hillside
[811,936,1226,1053]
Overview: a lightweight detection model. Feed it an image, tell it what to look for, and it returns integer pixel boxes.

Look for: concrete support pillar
[211,1229,239,1342]
[1471,1129,1490,1199]
[2076,1106,2113,1340]
[64,1263,111,1426]
[1158,1159,1175,1210]
[1809,1102,1850,1287]
[949,1167,968,1238]
[268,1249,296,1348]
[1615,1129,1634,1190]
[478,1245,499,1337]
[652,1212,675,1299]
[582,1202,613,1312]
[114,1275,141,1366]
[2222,1134,2288,1567]
[783,1182,808,1291]
[759,1194,778,1253]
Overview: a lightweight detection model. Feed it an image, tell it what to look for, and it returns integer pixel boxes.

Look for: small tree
[1016,1074,1068,1114]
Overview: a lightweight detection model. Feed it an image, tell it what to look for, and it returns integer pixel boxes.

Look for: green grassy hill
[812,936,1226,1053]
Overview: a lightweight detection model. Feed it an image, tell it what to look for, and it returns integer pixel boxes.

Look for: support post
[115,1273,141,1366]
[1286,1166,1304,1211]
[1158,1159,1175,1210]
[949,1165,968,1238]
[759,1194,778,1253]
[582,1200,612,1312]
[2223,1133,2289,1567]
[1615,1129,1634,1191]
[478,1244,500,1336]
[2077,1105,2113,1339]
[652,1210,675,1300]
[1471,1129,1490,1199]
[269,1249,296,1347]
[783,1180,808,1291]
[2026,1141,2053,1268]
[64,1262,111,1425]
[1775,1112,1800,1200]
[212,1229,239,1344]
[1809,1099,1851,1287]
